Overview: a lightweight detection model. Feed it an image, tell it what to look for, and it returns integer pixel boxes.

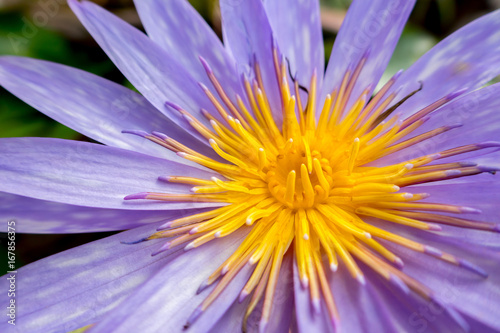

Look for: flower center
[265,139,332,209]
[123,49,499,331]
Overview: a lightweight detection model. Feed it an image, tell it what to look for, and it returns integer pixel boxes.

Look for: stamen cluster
[125,50,499,330]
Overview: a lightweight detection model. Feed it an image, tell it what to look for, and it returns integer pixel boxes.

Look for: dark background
[0,0,498,271]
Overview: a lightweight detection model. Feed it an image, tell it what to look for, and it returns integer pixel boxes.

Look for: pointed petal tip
[476,141,500,149]
[478,165,500,173]
[431,297,470,333]
[121,237,148,245]
[198,56,212,73]
[447,87,469,100]
[121,129,149,137]
[312,297,321,314]
[157,175,171,183]
[164,101,183,112]
[185,304,203,328]
[389,273,410,294]
[394,257,404,269]
[428,223,442,231]
[300,276,309,289]
[124,192,149,200]
[458,259,488,278]
[157,221,172,231]
[151,131,169,140]
[424,245,443,257]
[238,290,249,303]
[151,242,170,256]
[258,320,268,333]
[197,280,210,295]
[460,207,482,214]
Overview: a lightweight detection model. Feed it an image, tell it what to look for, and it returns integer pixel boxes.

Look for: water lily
[1,0,500,332]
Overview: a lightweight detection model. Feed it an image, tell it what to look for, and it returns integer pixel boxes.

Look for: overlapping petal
[393,229,500,331]
[133,0,244,102]
[321,0,415,118]
[384,9,500,120]
[0,192,207,233]
[219,0,282,122]
[68,0,222,140]
[0,56,211,162]
[0,223,177,333]
[375,82,500,167]
[0,138,220,210]
[408,177,500,227]
[89,229,249,333]
[263,0,324,93]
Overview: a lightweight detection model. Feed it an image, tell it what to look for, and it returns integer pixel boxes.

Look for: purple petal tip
[151,243,170,256]
[478,165,500,173]
[156,221,172,231]
[152,131,169,140]
[165,101,183,111]
[447,88,468,100]
[460,207,482,214]
[389,273,410,294]
[459,260,488,278]
[198,56,211,72]
[124,192,149,200]
[394,257,404,269]
[393,69,404,80]
[459,161,477,167]
[258,320,268,333]
[424,246,443,257]
[121,129,149,137]
[312,298,322,314]
[158,176,171,183]
[198,82,208,91]
[197,280,210,295]
[476,141,500,149]
[239,290,249,303]
[185,305,203,328]
[428,223,442,231]
[121,237,148,245]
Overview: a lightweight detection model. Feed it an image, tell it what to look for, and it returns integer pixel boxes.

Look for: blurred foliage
[0,0,496,268]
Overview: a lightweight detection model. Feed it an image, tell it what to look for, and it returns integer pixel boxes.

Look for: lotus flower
[1,0,500,332]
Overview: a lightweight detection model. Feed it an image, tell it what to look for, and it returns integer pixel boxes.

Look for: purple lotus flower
[1,0,500,332]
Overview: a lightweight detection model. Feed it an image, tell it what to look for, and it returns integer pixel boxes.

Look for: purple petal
[321,0,415,118]
[88,229,250,332]
[219,0,282,122]
[0,56,211,161]
[68,0,220,139]
[0,192,209,233]
[213,254,293,333]
[133,0,244,102]
[327,264,399,333]
[384,9,500,120]
[264,253,294,333]
[293,256,333,333]
[0,222,182,333]
[407,177,500,228]
[389,230,500,331]
[0,137,221,210]
[362,215,500,329]
[263,0,324,93]
[362,267,475,333]
[207,298,250,333]
[375,83,500,166]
